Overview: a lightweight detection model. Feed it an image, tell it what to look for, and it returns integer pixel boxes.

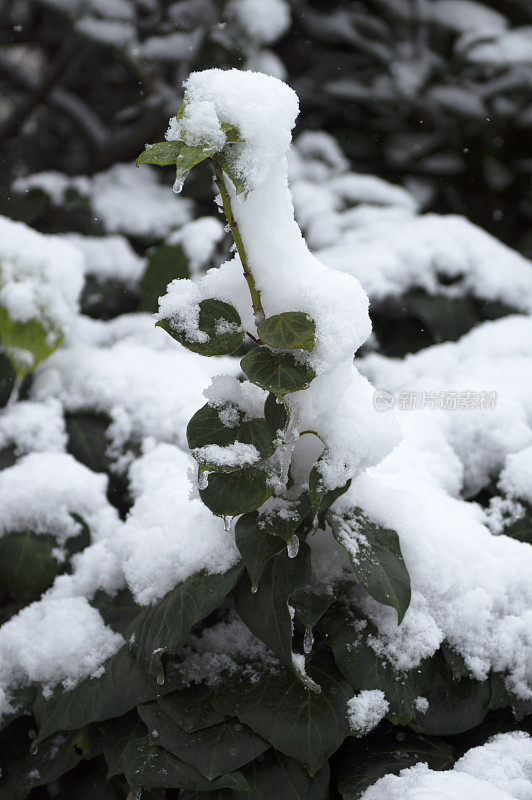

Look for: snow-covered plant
[137,69,412,653]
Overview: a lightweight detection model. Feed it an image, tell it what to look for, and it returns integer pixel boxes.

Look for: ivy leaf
[336,732,455,800]
[309,461,351,530]
[136,141,186,166]
[33,646,185,742]
[129,564,243,678]
[217,150,247,194]
[317,604,434,726]
[138,702,269,779]
[125,740,249,792]
[0,309,62,379]
[264,392,289,435]
[187,404,276,471]
[175,143,217,181]
[256,494,311,545]
[257,312,316,351]
[157,298,244,356]
[0,350,15,408]
[234,544,312,683]
[239,749,330,800]
[157,685,227,733]
[0,531,64,604]
[234,512,286,590]
[328,507,411,624]
[221,122,244,143]
[211,652,352,776]
[241,347,315,398]
[199,467,273,517]
[139,242,190,313]
[65,411,112,473]
[409,651,491,736]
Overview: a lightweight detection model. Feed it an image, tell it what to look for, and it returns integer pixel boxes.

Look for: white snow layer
[359,732,532,800]
[346,690,389,735]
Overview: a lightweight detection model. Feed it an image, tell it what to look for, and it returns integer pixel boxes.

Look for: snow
[463,27,532,65]
[0,597,123,716]
[0,452,120,544]
[428,0,508,35]
[167,217,224,274]
[0,215,83,331]
[0,400,66,455]
[359,733,532,800]
[75,17,136,47]
[13,172,91,205]
[227,0,291,44]
[61,233,145,285]
[346,690,389,735]
[192,442,261,468]
[499,447,532,504]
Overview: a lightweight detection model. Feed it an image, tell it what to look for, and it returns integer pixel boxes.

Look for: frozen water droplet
[229,747,238,755]
[198,471,209,490]
[156,673,165,686]
[251,585,258,594]
[287,534,299,558]
[172,174,184,194]
[133,791,142,800]
[30,743,38,755]
[223,515,233,532]
[303,629,314,654]
[234,723,242,731]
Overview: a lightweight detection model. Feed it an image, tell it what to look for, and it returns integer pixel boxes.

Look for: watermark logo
[373,389,497,411]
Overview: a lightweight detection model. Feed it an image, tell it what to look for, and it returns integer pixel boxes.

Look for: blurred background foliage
[1,0,532,255]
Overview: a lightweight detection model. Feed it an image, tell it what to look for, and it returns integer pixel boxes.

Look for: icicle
[198,471,209,490]
[251,584,258,594]
[287,533,299,558]
[156,672,165,686]
[223,515,233,532]
[172,174,184,194]
[303,629,314,654]
[30,743,38,755]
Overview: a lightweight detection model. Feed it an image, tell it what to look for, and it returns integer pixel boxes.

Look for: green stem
[211,157,265,325]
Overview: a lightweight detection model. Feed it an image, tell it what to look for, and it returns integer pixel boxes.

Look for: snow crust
[359,733,532,800]
[346,690,389,735]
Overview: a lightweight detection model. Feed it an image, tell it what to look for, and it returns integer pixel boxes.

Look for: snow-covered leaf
[234,511,285,590]
[0,310,63,379]
[158,298,244,356]
[258,312,316,351]
[199,466,273,517]
[241,346,315,398]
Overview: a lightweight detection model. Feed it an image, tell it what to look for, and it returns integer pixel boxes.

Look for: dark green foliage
[258,312,316,351]
[136,141,190,166]
[66,411,112,473]
[234,512,286,590]
[199,466,273,517]
[140,242,191,313]
[158,299,244,356]
[240,347,315,398]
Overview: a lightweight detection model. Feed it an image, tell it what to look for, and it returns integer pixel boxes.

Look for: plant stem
[210,157,265,325]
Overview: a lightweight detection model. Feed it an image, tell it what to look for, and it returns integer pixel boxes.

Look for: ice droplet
[251,584,258,594]
[156,673,165,686]
[133,791,142,800]
[223,515,233,532]
[287,534,299,558]
[198,471,209,490]
[172,174,184,194]
[303,629,314,654]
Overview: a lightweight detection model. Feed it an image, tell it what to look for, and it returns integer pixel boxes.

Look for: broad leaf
[234,512,285,590]
[0,531,64,604]
[234,544,312,681]
[211,652,352,775]
[136,141,186,166]
[241,347,315,398]
[256,495,311,545]
[264,392,289,435]
[237,749,330,800]
[199,467,273,517]
[0,349,15,407]
[129,564,243,677]
[187,404,276,471]
[337,732,454,800]
[139,242,190,313]
[65,411,112,473]
[125,739,249,792]
[258,312,315,351]
[328,507,411,624]
[216,150,247,194]
[158,298,244,356]
[138,702,269,778]
[157,684,227,733]
[318,604,434,726]
[309,460,351,530]
[0,309,62,379]
[175,142,217,181]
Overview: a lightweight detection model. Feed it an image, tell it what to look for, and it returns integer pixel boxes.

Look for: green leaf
[258,312,316,351]
[241,347,315,398]
[138,702,269,779]
[100,711,147,777]
[0,308,63,379]
[157,684,227,732]
[328,507,411,624]
[234,512,285,590]
[0,724,99,800]
[337,732,455,800]
[65,411,112,473]
[91,587,144,635]
[139,242,191,313]
[125,739,249,792]
[256,495,311,545]
[211,652,352,775]
[409,651,491,735]
[0,349,15,407]
[234,544,312,681]
[221,122,244,143]
[237,749,330,800]
[217,150,247,194]
[501,501,532,544]
[175,143,218,182]
[264,392,289,435]
[136,141,186,166]
[187,404,276,471]
[34,645,185,742]
[0,531,63,604]
[158,298,244,356]
[200,467,273,517]
[130,564,243,677]
[318,604,434,726]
